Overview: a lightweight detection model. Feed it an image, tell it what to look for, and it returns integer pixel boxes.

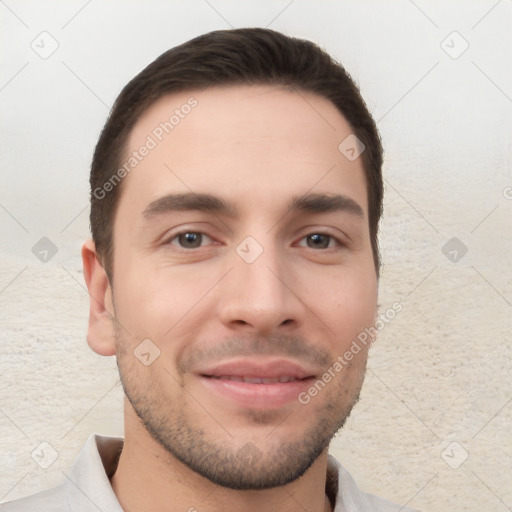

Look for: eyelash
[168,231,215,249]
[296,233,342,249]
[166,231,343,250]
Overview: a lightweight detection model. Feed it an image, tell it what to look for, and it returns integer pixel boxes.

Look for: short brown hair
[90,27,383,279]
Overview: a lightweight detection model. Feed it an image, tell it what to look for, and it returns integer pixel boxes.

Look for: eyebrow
[142,192,364,221]
[142,193,237,220]
[288,193,365,218]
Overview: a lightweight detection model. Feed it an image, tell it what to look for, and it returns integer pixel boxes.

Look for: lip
[197,358,317,380]
[196,358,317,409]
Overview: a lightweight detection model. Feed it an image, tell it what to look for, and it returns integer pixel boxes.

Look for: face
[104,85,377,489]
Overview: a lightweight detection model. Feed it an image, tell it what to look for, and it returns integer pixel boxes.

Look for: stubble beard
[115,327,367,490]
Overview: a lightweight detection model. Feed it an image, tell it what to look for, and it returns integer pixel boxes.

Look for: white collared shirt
[1,435,419,511]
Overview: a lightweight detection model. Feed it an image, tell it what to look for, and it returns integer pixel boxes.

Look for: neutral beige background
[1,1,511,511]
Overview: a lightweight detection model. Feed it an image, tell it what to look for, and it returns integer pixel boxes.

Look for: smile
[195,358,319,409]
[207,375,304,383]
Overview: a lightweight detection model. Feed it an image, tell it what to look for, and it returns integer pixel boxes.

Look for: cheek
[113,262,214,341]
[319,270,377,344]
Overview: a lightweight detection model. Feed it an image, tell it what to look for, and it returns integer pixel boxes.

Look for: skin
[82,85,378,512]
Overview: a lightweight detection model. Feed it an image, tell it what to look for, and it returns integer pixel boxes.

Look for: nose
[216,241,305,336]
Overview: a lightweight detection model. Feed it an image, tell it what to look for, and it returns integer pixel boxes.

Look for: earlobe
[81,239,116,356]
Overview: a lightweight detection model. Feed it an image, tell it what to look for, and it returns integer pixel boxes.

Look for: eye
[297,233,339,249]
[169,232,213,249]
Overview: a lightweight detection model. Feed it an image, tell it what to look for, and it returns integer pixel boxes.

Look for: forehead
[119,85,367,218]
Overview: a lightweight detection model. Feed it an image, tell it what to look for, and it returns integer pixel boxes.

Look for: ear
[82,239,116,356]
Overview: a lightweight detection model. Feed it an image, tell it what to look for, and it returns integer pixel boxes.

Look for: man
[2,28,418,511]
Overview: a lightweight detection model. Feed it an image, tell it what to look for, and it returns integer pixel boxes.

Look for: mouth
[196,358,317,409]
[207,375,305,383]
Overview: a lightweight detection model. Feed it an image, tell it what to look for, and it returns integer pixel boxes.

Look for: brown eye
[175,232,205,248]
[305,234,332,249]
[178,232,202,248]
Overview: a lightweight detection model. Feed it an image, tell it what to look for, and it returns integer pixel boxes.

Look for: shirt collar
[65,434,411,512]
[64,434,124,512]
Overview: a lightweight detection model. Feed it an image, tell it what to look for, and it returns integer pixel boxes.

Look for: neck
[111,410,333,512]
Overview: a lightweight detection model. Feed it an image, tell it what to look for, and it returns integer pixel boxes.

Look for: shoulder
[0,434,124,512]
[327,455,421,512]
[0,484,68,512]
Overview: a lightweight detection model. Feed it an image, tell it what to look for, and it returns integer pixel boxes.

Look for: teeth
[244,377,264,383]
[213,376,297,383]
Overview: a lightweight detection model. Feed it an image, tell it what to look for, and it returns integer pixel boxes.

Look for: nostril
[232,320,250,327]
